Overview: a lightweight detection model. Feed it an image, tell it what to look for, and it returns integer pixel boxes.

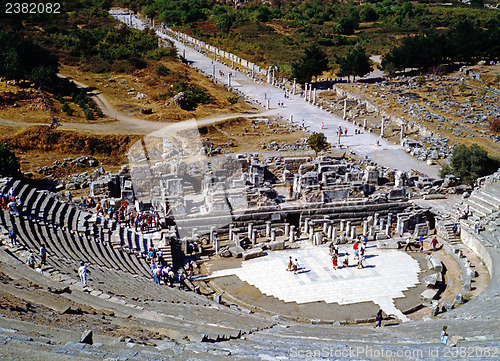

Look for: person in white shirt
[78,262,90,285]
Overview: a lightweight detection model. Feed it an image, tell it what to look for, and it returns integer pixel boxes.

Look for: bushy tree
[335,46,372,82]
[439,144,499,185]
[291,43,330,84]
[308,132,330,156]
[0,144,20,177]
[0,31,58,85]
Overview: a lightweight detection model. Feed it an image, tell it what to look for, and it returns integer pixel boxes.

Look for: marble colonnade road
[113,12,439,178]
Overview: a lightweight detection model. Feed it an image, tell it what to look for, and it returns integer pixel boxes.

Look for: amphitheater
[0,164,499,360]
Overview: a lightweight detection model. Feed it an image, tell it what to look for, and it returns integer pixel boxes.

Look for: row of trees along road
[291,43,372,84]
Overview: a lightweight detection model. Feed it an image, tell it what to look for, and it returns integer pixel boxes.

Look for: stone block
[375,232,388,240]
[213,293,222,304]
[441,301,453,312]
[376,239,399,249]
[269,240,285,251]
[426,255,443,272]
[424,273,442,288]
[466,267,477,278]
[80,330,93,345]
[454,293,464,305]
[420,289,438,302]
[220,249,231,257]
[242,248,264,261]
[229,246,244,258]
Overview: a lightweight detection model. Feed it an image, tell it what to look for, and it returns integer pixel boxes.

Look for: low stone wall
[460,222,494,276]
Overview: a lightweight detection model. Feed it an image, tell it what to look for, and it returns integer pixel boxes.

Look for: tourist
[474,220,480,234]
[332,254,338,270]
[363,234,368,245]
[419,236,424,252]
[286,256,293,271]
[40,244,47,266]
[27,253,36,269]
[431,237,438,251]
[320,122,324,130]
[8,229,16,245]
[374,309,383,328]
[157,249,164,265]
[343,253,349,268]
[78,262,90,285]
[293,258,299,275]
[329,242,334,256]
[441,326,449,345]
[358,253,365,269]
[168,269,175,286]
[452,224,458,236]
[405,237,413,252]
[153,266,161,284]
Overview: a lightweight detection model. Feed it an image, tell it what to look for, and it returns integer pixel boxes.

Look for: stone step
[466,197,496,216]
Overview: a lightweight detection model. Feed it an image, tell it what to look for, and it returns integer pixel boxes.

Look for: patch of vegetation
[0,31,58,86]
[160,81,211,110]
[439,144,500,185]
[0,144,20,177]
[381,21,500,72]
[6,126,141,158]
[335,46,372,82]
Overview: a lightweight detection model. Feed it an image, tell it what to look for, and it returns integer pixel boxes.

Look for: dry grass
[61,62,257,123]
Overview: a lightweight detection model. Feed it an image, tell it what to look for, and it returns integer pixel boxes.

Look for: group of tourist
[405,235,440,252]
[1,189,21,215]
[147,248,188,287]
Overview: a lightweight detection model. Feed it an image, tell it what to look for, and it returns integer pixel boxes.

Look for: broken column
[214,236,220,254]
[267,66,273,83]
[290,225,295,242]
[340,219,345,232]
[285,223,290,237]
[266,221,271,238]
[385,223,391,237]
[289,114,294,123]
[312,88,316,105]
[229,224,233,240]
[346,221,351,237]
[373,213,379,229]
[363,220,368,237]
[327,224,333,240]
[379,218,385,232]
[351,226,356,240]
[271,229,276,242]
[251,229,257,245]
[343,100,347,120]
[400,123,405,143]
[304,218,310,234]
[248,223,253,238]
[210,226,215,245]
[266,99,270,110]
[332,227,337,241]
[363,118,367,130]
[323,220,329,234]
[228,73,231,87]
[380,117,385,138]
[293,78,296,95]
[304,83,308,102]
